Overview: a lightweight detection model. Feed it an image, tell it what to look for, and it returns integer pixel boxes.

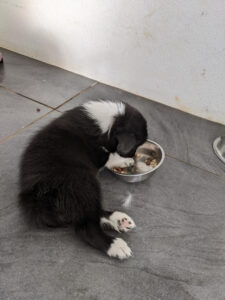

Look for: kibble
[150,159,157,168]
[145,157,153,165]
[111,154,158,175]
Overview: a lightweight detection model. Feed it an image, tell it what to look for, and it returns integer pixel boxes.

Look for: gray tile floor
[0,48,225,300]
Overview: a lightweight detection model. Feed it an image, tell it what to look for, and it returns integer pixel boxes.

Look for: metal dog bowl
[107,140,165,183]
[213,135,225,164]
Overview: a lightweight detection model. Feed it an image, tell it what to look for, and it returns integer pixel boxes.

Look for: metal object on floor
[107,139,165,183]
[213,135,225,164]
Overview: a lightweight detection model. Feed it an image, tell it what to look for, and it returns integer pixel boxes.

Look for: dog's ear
[116,133,136,157]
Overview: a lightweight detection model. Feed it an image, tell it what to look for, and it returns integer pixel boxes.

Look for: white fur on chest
[83,100,125,133]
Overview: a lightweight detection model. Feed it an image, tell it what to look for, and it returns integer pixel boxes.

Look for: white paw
[109,211,136,233]
[106,153,135,169]
[107,238,132,259]
[118,158,135,168]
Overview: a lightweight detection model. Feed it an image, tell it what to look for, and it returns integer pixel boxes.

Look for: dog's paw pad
[110,212,136,232]
[118,218,135,232]
[107,238,132,259]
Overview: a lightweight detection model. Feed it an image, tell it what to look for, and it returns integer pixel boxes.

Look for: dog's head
[109,103,148,157]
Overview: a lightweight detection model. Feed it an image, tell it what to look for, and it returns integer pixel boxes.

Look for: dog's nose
[118,149,136,158]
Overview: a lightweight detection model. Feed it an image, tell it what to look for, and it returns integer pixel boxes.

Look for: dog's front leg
[105,153,134,169]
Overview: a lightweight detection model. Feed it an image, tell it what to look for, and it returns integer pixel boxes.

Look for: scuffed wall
[0,0,224,124]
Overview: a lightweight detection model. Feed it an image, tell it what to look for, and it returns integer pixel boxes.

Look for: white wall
[0,0,224,124]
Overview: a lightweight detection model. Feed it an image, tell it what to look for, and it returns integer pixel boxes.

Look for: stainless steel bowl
[213,135,225,164]
[107,139,165,183]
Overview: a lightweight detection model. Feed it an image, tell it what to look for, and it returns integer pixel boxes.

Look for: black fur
[19,102,147,255]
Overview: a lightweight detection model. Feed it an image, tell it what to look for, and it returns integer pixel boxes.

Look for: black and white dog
[19,100,147,259]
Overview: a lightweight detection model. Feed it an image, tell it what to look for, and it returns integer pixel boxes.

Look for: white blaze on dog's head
[83,100,125,133]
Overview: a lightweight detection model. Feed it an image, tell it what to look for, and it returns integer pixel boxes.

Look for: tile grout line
[54,81,98,110]
[0,85,55,110]
[0,81,98,144]
[1,124,223,181]
[1,80,223,180]
[0,81,98,112]
[82,76,225,126]
[0,110,55,144]
[1,122,224,181]
[166,153,225,181]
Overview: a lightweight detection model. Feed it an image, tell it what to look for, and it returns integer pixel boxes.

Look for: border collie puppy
[19,100,147,259]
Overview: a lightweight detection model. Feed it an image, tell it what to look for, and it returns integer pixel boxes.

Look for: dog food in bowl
[107,140,165,183]
[112,155,159,175]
